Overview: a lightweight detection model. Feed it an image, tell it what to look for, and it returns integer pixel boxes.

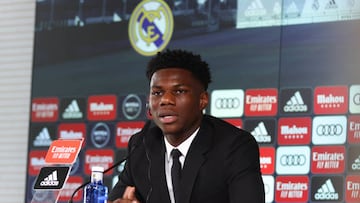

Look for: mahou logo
[259,147,275,174]
[28,150,47,176]
[57,123,86,141]
[245,88,278,116]
[314,86,348,114]
[116,121,144,148]
[87,95,117,120]
[311,146,345,174]
[275,176,309,202]
[223,118,243,129]
[278,117,311,145]
[31,97,59,122]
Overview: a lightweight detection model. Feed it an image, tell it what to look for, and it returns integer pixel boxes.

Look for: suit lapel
[180,120,213,203]
[145,127,171,203]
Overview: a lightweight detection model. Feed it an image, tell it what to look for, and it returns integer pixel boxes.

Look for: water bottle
[84,166,108,203]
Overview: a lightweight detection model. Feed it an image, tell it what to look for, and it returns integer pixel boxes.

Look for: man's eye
[175,89,186,94]
[151,91,162,96]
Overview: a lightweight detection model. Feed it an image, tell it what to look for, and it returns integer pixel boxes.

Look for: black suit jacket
[109,115,265,203]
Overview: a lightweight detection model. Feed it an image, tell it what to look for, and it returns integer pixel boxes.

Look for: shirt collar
[164,127,200,161]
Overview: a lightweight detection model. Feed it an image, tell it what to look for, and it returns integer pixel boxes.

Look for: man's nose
[160,91,175,105]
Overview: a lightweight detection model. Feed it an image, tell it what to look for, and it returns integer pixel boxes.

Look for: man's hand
[108,186,140,203]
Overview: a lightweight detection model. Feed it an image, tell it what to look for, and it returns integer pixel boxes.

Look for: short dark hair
[146,49,212,90]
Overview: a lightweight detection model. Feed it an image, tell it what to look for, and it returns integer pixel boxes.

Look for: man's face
[149,68,208,137]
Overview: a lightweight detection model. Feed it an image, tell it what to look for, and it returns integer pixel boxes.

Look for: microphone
[68,120,152,203]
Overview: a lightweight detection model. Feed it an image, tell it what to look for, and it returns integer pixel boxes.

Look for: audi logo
[316,124,343,136]
[353,93,360,105]
[215,98,240,109]
[280,154,306,166]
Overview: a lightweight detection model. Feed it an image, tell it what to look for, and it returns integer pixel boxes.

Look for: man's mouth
[158,114,178,124]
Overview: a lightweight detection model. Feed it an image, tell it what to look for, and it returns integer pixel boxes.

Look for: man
[108,49,265,203]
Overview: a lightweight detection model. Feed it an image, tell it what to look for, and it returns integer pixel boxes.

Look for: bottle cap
[92,166,104,172]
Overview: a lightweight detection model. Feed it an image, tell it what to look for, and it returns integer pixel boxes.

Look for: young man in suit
[108,49,265,203]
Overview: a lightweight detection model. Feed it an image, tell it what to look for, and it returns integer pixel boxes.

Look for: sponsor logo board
[279,88,312,115]
[84,149,114,175]
[31,97,59,122]
[245,118,276,144]
[116,121,144,148]
[276,146,310,175]
[346,175,360,202]
[223,118,243,129]
[349,84,360,114]
[245,88,278,116]
[275,176,309,202]
[89,122,112,148]
[314,86,348,114]
[262,175,275,203]
[278,117,311,145]
[348,146,360,173]
[59,98,86,120]
[29,150,47,176]
[311,176,343,202]
[312,116,347,145]
[30,124,56,148]
[260,147,275,174]
[348,115,360,143]
[57,176,83,202]
[311,146,345,174]
[210,89,244,118]
[119,94,146,120]
[87,95,117,120]
[34,166,70,190]
[57,123,86,146]
[45,139,82,165]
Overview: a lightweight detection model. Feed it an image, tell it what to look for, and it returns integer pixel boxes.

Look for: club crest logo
[128,0,174,56]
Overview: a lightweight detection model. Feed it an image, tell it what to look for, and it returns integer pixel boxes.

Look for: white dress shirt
[164,128,199,203]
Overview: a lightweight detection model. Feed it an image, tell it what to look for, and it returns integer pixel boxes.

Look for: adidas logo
[33,127,52,147]
[244,0,267,17]
[352,155,360,170]
[272,2,282,16]
[312,0,320,10]
[325,0,338,9]
[62,100,83,119]
[284,2,301,17]
[251,122,271,142]
[283,91,307,112]
[40,170,59,186]
[314,179,339,200]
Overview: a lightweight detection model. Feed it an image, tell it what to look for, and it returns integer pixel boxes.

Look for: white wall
[0,0,35,202]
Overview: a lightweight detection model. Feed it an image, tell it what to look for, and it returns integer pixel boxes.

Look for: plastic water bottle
[84,166,108,203]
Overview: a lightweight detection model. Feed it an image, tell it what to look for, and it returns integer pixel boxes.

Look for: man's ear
[199,91,209,110]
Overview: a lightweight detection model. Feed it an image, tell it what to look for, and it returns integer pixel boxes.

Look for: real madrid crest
[128,0,174,56]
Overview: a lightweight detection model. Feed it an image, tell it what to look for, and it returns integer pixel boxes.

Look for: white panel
[0,0,35,202]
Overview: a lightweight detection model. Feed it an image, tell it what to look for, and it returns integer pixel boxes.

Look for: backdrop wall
[26,1,360,202]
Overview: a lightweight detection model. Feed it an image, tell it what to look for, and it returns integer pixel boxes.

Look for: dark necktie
[171,148,182,203]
